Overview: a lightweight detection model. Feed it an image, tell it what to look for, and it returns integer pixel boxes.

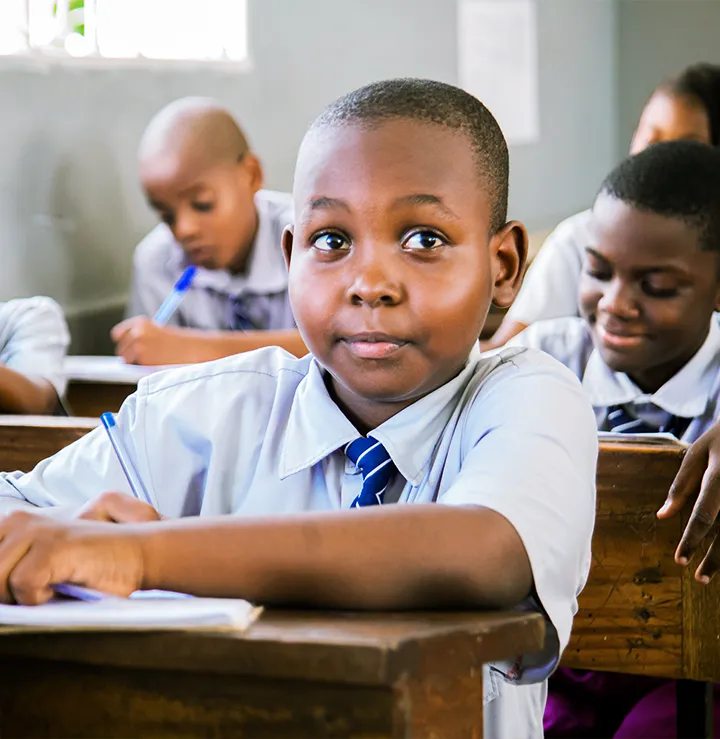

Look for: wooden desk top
[0,610,545,686]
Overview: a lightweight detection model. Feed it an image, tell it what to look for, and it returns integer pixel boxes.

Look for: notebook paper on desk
[0,592,261,634]
[65,356,182,385]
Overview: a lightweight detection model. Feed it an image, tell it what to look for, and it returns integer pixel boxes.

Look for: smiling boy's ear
[281,225,294,270]
[489,221,528,308]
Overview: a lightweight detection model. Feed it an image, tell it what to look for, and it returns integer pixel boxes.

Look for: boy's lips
[596,323,648,350]
[340,332,409,359]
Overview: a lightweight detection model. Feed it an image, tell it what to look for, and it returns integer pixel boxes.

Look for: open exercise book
[0,590,262,634]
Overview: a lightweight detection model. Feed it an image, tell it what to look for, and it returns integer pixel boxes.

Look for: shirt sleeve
[439,349,597,680]
[126,229,177,322]
[0,387,151,516]
[1,297,70,397]
[506,212,590,325]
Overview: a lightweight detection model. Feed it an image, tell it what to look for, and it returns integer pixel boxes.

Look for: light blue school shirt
[127,189,295,331]
[0,297,70,397]
[510,316,720,442]
[0,345,597,739]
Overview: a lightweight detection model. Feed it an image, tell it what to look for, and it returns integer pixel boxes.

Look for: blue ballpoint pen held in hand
[100,412,153,506]
[49,414,153,602]
[153,265,197,326]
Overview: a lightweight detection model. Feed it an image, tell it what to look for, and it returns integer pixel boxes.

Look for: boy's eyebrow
[307,196,351,213]
[391,194,459,220]
[585,247,609,262]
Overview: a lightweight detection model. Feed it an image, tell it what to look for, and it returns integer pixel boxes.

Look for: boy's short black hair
[599,140,720,253]
[661,63,720,146]
[311,78,509,233]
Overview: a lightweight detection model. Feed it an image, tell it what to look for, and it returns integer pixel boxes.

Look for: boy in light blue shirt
[510,141,720,737]
[0,80,597,738]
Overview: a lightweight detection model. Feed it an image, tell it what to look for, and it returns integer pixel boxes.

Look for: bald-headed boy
[115,97,305,365]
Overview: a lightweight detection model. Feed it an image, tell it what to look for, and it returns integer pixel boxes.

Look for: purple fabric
[546,669,720,738]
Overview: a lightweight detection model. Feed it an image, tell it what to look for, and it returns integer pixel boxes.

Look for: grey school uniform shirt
[127,189,295,331]
[0,344,597,739]
[506,209,591,325]
[510,316,720,442]
[0,297,70,398]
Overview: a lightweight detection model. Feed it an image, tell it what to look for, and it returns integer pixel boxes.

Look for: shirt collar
[279,348,482,486]
[583,318,720,418]
[164,191,289,297]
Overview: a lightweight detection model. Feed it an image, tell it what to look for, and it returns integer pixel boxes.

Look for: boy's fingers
[110,319,135,342]
[78,492,160,524]
[658,443,707,518]
[675,466,720,564]
[7,544,55,605]
[695,529,720,583]
[0,514,35,603]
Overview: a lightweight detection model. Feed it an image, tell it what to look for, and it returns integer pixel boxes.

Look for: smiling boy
[510,140,720,737]
[0,79,596,738]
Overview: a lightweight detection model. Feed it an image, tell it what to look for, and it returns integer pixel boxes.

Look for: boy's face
[283,120,526,428]
[140,151,263,272]
[580,193,720,393]
[630,91,711,155]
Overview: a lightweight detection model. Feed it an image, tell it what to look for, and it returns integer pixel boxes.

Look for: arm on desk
[112,317,307,365]
[0,367,59,415]
[0,504,532,608]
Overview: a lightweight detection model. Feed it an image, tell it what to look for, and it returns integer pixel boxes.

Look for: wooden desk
[563,441,719,738]
[64,356,170,417]
[563,441,720,683]
[0,416,98,472]
[0,610,544,738]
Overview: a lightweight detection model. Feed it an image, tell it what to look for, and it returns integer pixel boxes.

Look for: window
[0,0,248,63]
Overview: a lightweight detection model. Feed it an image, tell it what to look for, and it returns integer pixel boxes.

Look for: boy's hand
[77,492,163,524]
[0,511,144,604]
[111,317,185,366]
[658,423,720,582]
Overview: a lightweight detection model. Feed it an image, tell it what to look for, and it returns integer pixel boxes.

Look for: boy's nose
[598,279,640,319]
[346,259,403,308]
[174,211,202,244]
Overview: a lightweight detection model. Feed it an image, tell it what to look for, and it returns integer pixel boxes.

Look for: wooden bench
[562,441,719,737]
[0,610,544,738]
[0,416,98,472]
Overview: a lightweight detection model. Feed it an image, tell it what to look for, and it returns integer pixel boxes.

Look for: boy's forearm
[175,329,308,362]
[0,368,58,414]
[138,505,532,610]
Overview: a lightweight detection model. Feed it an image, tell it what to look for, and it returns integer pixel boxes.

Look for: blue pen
[52,583,115,601]
[100,412,153,506]
[153,265,197,325]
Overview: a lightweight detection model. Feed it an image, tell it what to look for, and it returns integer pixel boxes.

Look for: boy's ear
[281,225,294,270]
[241,152,264,193]
[489,221,528,308]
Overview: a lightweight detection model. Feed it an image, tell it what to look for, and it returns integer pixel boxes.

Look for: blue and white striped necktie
[606,404,691,438]
[345,436,396,508]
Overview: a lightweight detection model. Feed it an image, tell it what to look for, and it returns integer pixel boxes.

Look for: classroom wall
[616,0,720,157]
[0,0,616,352]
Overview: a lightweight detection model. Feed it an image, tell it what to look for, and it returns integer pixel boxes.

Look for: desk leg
[677,680,713,739]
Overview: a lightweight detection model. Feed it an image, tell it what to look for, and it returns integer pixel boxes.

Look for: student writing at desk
[510,141,720,737]
[114,97,306,364]
[0,297,69,415]
[486,62,720,349]
[0,80,598,739]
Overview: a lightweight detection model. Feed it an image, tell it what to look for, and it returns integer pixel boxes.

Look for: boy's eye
[403,231,446,250]
[311,232,349,251]
[642,279,679,298]
[192,201,214,213]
